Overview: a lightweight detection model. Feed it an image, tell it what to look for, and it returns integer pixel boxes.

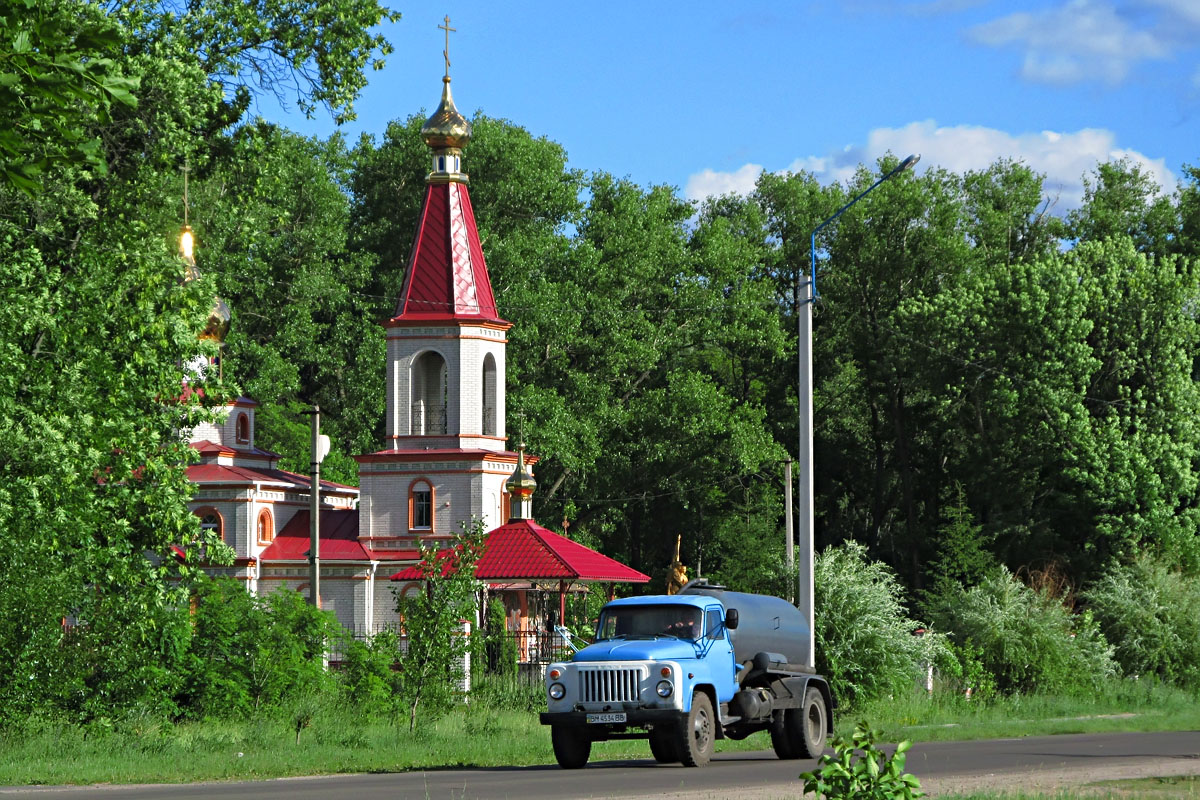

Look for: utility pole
[306,406,330,607]
[785,459,795,604]
[800,153,921,672]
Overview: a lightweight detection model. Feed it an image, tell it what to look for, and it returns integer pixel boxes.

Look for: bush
[1082,555,1200,689]
[470,674,543,713]
[799,721,923,800]
[815,542,948,708]
[929,567,1115,695]
[177,579,338,718]
[484,599,517,677]
[338,630,402,709]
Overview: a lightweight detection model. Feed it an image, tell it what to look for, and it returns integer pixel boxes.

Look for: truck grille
[579,667,642,704]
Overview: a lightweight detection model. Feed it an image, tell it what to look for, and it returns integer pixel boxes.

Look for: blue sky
[265,0,1200,210]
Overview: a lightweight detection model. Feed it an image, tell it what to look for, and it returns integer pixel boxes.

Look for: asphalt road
[4,731,1198,799]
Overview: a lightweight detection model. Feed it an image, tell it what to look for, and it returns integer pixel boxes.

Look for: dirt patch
[921,757,1200,797]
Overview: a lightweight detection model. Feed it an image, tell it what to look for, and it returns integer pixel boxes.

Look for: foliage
[395,520,487,731]
[0,0,138,192]
[922,484,995,608]
[178,580,337,718]
[1083,555,1200,689]
[799,722,923,800]
[815,542,950,708]
[483,597,518,677]
[929,568,1116,695]
[337,630,402,710]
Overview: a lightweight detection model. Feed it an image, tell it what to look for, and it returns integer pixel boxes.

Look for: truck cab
[540,582,833,768]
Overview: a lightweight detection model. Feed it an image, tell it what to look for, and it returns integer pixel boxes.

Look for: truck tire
[794,686,828,758]
[649,727,680,763]
[771,687,828,760]
[551,725,591,769]
[674,691,715,767]
[770,709,799,759]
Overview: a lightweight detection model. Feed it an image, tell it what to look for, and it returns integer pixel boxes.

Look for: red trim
[257,508,274,544]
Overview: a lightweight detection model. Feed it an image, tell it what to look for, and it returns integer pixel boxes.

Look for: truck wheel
[551,725,591,769]
[771,687,827,760]
[794,687,828,758]
[649,727,680,763]
[770,709,799,759]
[674,691,715,767]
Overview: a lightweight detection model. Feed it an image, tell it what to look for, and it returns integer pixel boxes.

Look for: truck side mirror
[725,609,739,630]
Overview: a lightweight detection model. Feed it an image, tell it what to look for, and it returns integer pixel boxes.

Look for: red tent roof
[389,180,507,326]
[388,519,650,583]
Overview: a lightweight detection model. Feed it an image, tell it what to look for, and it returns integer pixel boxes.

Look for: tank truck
[539,579,834,768]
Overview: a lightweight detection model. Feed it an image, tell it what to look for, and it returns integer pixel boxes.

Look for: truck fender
[799,676,836,735]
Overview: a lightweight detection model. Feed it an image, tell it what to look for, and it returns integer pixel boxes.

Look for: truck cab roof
[603,594,716,609]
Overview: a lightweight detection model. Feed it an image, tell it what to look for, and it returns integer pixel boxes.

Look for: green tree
[396,520,486,731]
[0,0,396,720]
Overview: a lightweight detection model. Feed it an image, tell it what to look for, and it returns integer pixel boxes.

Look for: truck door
[705,606,736,701]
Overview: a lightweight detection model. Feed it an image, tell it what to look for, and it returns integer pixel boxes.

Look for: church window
[482,353,497,436]
[235,413,250,444]
[411,351,448,435]
[438,155,445,172]
[501,491,511,524]
[410,480,434,530]
[257,509,273,544]
[195,508,225,544]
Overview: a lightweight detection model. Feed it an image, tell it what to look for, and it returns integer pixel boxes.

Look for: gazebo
[389,517,649,663]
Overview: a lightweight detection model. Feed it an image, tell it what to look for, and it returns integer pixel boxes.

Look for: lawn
[1,679,1197,786]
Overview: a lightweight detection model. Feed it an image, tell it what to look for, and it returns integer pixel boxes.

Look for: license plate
[586,712,626,724]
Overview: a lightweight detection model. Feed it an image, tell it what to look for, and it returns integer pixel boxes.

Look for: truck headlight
[549,682,566,700]
[656,680,673,698]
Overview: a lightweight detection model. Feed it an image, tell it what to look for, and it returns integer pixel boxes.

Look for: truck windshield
[597,605,703,641]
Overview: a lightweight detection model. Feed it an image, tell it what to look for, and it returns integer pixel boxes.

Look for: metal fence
[326,626,572,678]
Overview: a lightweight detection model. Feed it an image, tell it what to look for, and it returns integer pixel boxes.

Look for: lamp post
[797,153,920,669]
[304,406,331,607]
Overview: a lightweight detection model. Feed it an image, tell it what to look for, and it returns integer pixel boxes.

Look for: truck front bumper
[539,709,685,727]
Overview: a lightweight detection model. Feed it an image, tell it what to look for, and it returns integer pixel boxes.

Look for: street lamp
[796,154,920,669]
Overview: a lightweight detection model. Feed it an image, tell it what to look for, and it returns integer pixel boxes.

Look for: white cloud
[685,120,1176,209]
[969,0,1171,85]
[684,163,764,202]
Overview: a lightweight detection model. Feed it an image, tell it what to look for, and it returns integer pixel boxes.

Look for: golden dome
[421,77,471,152]
[201,297,231,343]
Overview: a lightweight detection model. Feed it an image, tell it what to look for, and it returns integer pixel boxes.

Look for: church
[183,58,648,646]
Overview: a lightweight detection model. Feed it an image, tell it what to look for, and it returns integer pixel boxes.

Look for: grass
[938,776,1200,798]
[847,678,1200,742]
[1,679,1197,786]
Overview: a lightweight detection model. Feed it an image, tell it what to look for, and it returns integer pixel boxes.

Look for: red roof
[259,509,368,561]
[191,439,280,459]
[186,461,356,494]
[389,180,506,325]
[388,519,650,583]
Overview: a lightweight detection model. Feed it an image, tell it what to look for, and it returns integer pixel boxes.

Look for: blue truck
[539,579,834,768]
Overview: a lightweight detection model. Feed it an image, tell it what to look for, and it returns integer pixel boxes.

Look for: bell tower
[356,29,525,556]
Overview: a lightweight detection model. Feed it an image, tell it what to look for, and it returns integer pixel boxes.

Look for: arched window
[195,508,225,544]
[501,491,511,524]
[410,351,448,434]
[235,413,249,444]
[409,479,434,531]
[257,509,273,544]
[482,353,497,436]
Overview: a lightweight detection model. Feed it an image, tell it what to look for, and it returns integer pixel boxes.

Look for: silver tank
[680,580,810,668]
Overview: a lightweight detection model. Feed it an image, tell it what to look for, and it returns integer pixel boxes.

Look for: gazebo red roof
[388,519,650,584]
